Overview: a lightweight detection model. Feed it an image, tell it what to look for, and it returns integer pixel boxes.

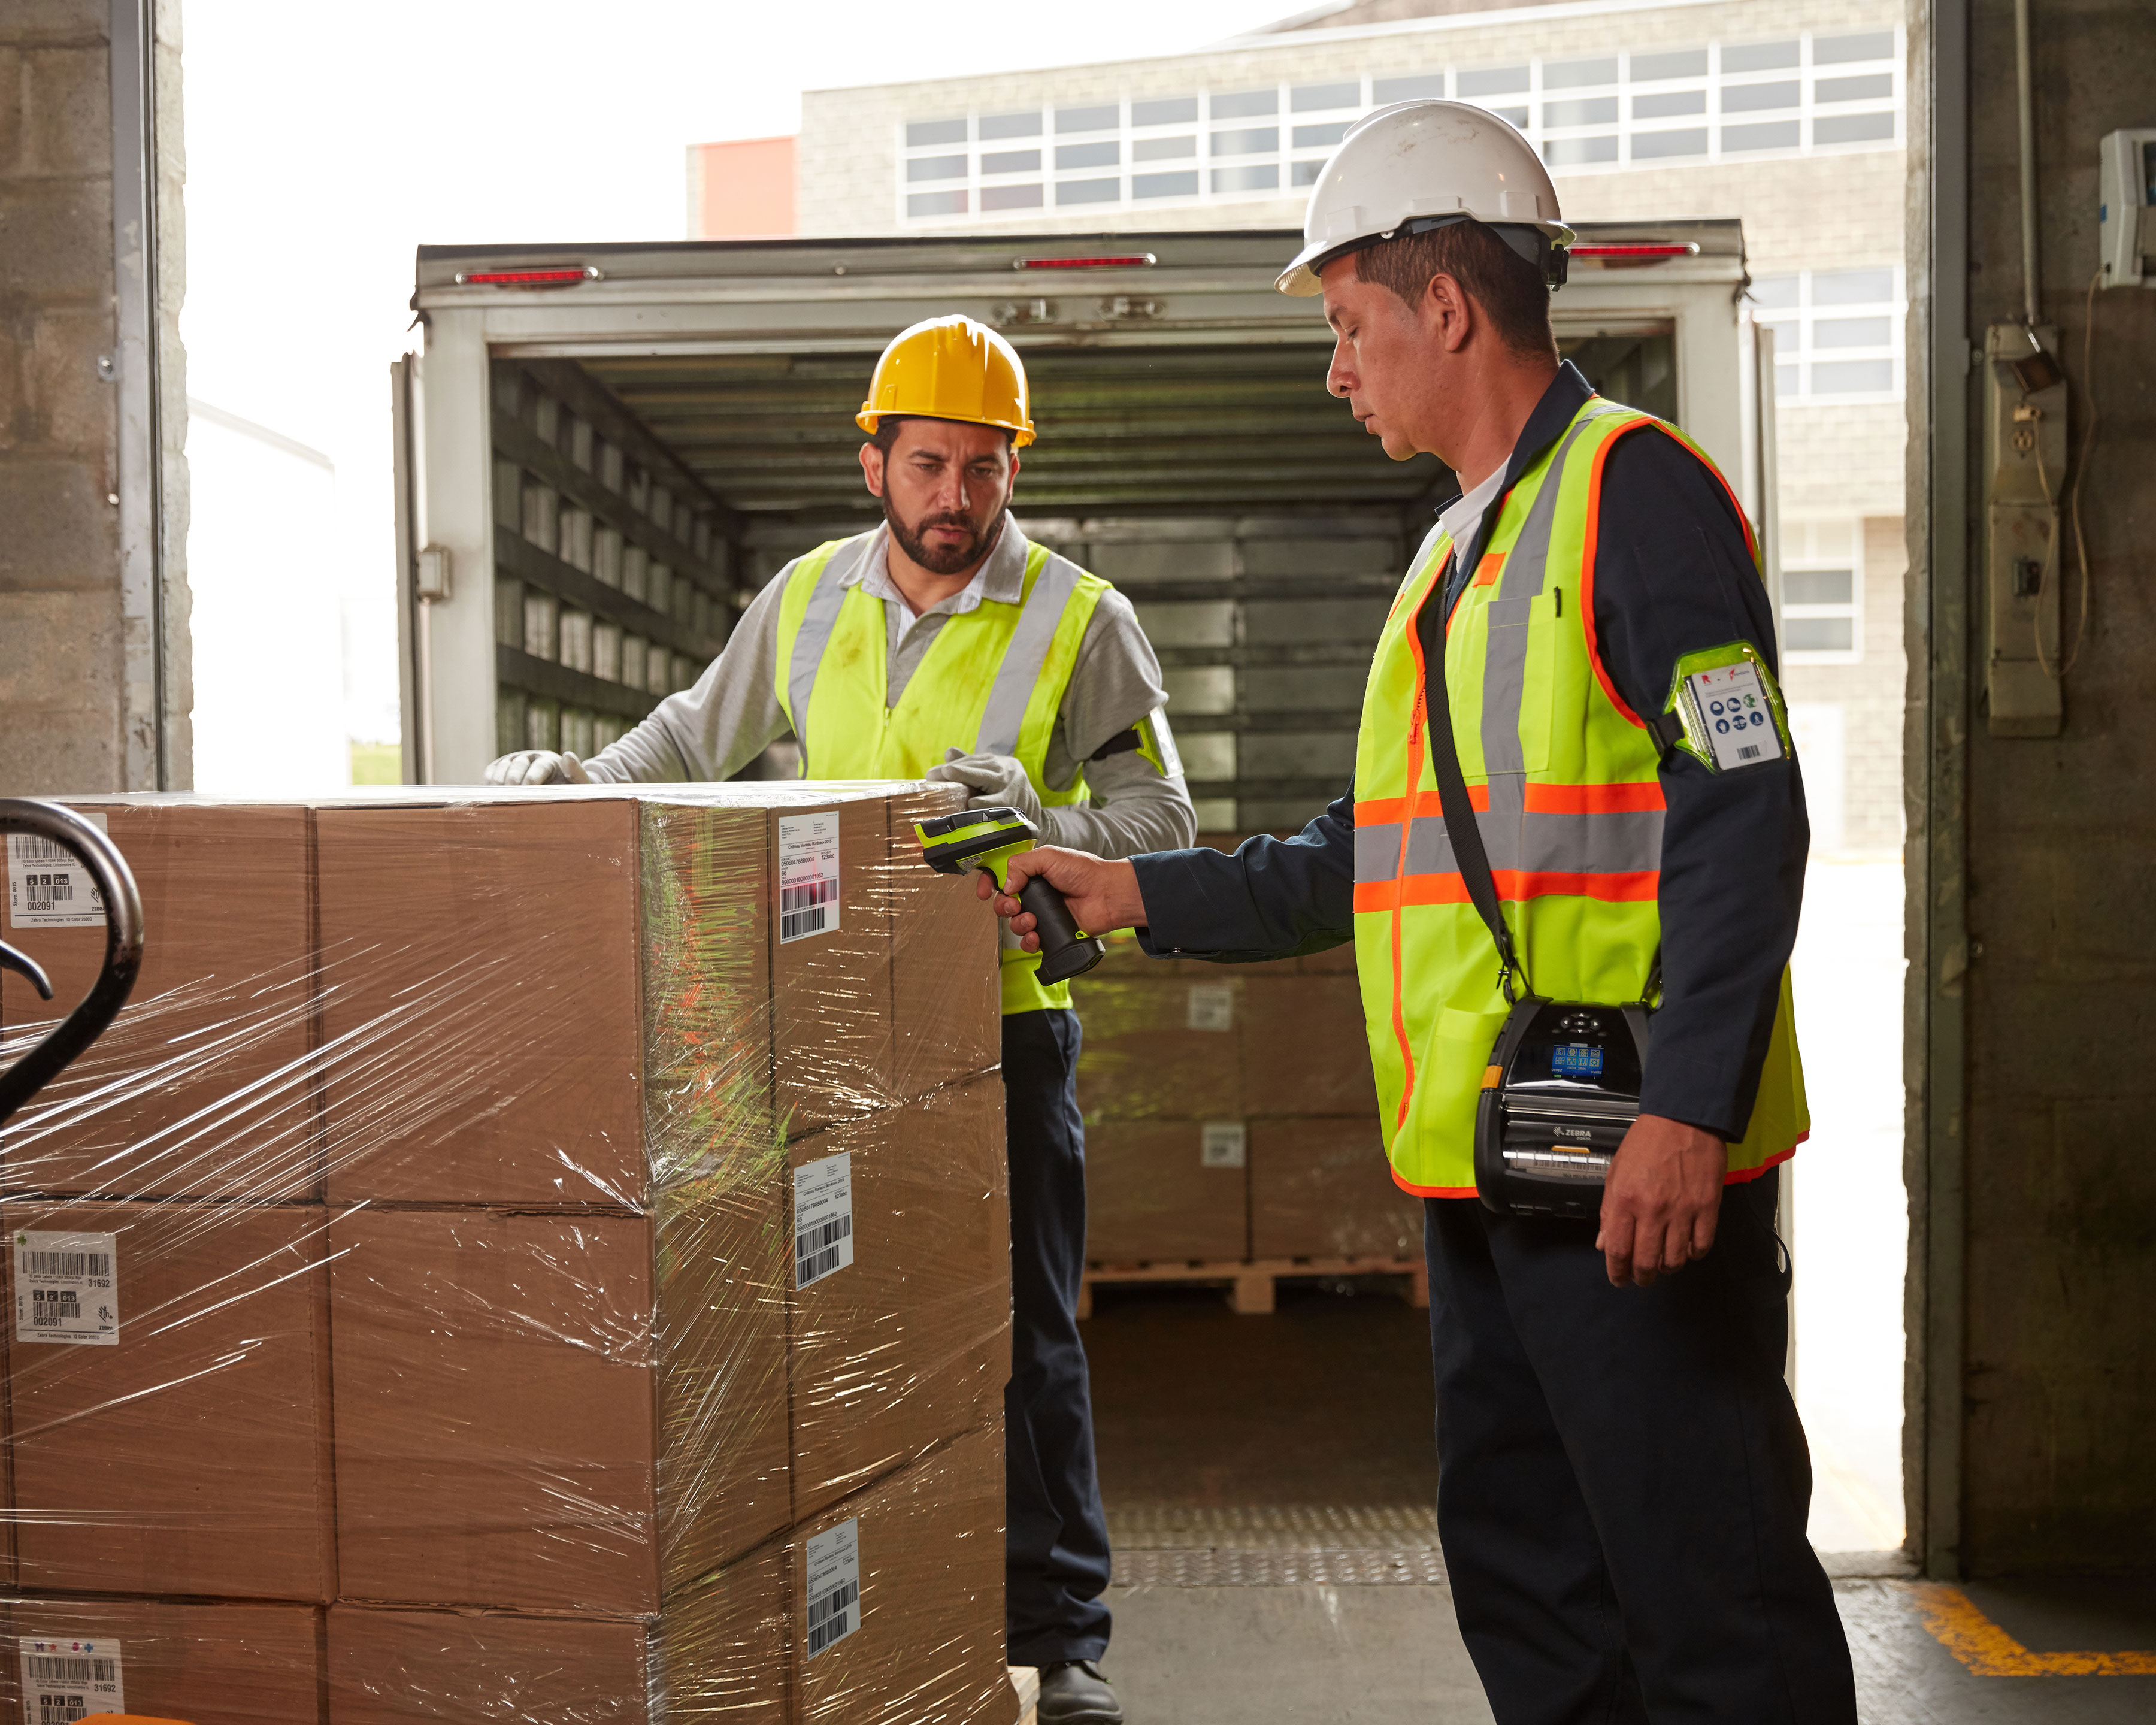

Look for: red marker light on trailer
[1565,243,1700,262]
[452,266,604,288]
[1013,253,1158,271]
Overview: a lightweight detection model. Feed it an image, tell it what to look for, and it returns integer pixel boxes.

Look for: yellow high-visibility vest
[1352,396,1809,1195]
[776,529,1110,1015]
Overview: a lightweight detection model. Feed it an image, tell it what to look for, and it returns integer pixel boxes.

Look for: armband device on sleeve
[1649,641,1794,772]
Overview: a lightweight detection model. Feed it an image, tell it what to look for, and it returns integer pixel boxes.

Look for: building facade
[785,0,1908,852]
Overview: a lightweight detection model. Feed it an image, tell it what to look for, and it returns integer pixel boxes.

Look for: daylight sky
[178,0,1286,744]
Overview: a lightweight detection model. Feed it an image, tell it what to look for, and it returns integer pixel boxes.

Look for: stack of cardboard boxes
[1073,881,1421,1274]
[0,785,1013,1723]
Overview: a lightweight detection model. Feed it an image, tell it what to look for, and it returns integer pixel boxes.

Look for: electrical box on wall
[2097,128,2156,289]
[1982,323,2068,737]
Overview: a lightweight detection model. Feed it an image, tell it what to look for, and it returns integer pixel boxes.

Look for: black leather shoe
[1037,1659,1124,1724]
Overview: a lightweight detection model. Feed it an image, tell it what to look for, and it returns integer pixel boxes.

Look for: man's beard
[883,495,1003,576]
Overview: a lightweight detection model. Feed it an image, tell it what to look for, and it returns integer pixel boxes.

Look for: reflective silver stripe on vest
[1476,409,1625,841]
[786,536,871,768]
[1351,808,1664,885]
[974,552,1083,756]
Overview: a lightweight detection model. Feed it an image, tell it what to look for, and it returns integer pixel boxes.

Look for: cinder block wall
[1943,0,2156,1573]
[0,0,188,794]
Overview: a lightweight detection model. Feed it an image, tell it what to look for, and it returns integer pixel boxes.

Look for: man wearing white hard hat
[982,102,1857,1722]
[490,316,1188,1724]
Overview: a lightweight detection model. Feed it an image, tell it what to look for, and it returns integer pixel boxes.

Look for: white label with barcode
[13,1232,119,1346]
[1201,1122,1247,1169]
[4,813,109,930]
[1685,662,1785,771]
[1186,983,1236,1032]
[793,1153,855,1290]
[776,812,841,945]
[19,1635,125,1723]
[804,1518,861,1659]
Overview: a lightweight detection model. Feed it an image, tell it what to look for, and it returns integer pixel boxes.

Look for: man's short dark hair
[1353,221,1557,361]
[868,415,1018,456]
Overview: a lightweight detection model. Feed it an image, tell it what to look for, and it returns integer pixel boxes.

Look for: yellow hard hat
[856,315,1036,448]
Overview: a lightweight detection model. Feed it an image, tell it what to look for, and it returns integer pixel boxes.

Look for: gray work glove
[483,750,591,786]
[923,748,1043,825]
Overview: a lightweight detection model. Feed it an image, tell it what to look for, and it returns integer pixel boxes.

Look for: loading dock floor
[1085,1286,2155,1722]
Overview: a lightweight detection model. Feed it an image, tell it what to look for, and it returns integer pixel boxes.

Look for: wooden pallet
[1009,1665,1039,1725]
[1078,1255,1429,1317]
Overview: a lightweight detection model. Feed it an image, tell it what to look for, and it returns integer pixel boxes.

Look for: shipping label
[793,1154,855,1290]
[13,1231,119,1346]
[804,1518,862,1659]
[4,814,110,930]
[1186,983,1236,1033]
[19,1635,125,1723]
[1201,1122,1247,1169]
[776,812,841,944]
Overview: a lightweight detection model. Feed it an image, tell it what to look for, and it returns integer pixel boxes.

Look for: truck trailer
[393,223,1773,832]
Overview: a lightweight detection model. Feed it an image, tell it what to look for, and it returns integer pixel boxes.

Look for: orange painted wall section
[688,136,797,238]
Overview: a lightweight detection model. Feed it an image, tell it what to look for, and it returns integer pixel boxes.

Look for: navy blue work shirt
[1128,361,1809,1144]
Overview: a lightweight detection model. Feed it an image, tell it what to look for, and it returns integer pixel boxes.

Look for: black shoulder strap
[1419,558,1531,1000]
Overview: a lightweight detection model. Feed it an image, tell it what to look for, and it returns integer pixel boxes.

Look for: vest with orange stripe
[1351,395,1809,1197]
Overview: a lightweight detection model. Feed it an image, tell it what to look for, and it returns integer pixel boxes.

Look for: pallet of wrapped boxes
[0,784,1018,1724]
[1071,850,1428,1316]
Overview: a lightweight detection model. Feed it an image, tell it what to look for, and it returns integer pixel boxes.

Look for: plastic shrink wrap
[0,784,1014,1724]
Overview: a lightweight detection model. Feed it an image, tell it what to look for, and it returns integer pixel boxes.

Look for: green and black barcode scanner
[915,807,1106,986]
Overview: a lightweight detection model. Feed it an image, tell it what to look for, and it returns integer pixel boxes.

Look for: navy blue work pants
[1425,1175,1857,1724]
[1001,1007,1112,1665]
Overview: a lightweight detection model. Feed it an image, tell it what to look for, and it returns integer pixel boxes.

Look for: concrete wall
[0,0,188,795]
[1919,0,2156,1574]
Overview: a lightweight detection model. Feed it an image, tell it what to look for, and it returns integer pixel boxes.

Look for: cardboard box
[0,800,319,1199]
[316,786,901,1207]
[788,1074,1009,1520]
[1240,973,1378,1116]
[1082,1121,1249,1265]
[788,1421,1011,1725]
[326,1428,1010,1725]
[326,1542,792,1725]
[1250,1118,1425,1261]
[885,785,1000,1100]
[329,1197,789,1617]
[2,1596,325,1725]
[2,1199,336,1601]
[1070,975,1241,1122]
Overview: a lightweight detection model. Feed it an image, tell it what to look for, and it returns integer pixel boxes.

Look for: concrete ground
[1083,1284,2154,1723]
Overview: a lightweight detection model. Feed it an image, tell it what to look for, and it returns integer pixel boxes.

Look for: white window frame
[1748,266,1906,404]
[1779,518,1866,665]
[890,28,1903,226]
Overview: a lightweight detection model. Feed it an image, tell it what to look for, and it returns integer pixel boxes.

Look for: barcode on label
[21,876,72,901]
[779,877,837,942]
[795,1214,853,1288]
[805,1579,859,1656]
[24,1658,115,1686]
[22,1252,110,1280]
[29,1291,80,1327]
[1737,744,1761,760]
[35,1699,90,1724]
[8,837,76,867]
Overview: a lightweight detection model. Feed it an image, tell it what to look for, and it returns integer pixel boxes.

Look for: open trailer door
[398,225,1754,795]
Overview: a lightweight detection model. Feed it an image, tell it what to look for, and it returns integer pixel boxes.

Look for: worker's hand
[978,846,1148,943]
[925,749,1043,825]
[483,750,591,786]
[1596,1114,1726,1288]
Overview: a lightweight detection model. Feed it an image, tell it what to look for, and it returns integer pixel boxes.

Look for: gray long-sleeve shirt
[585,513,1197,861]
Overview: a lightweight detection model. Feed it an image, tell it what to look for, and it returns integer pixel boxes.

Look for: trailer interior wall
[1910,0,2156,1579]
[407,228,1749,836]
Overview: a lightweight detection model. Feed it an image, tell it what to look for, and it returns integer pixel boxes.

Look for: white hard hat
[1276,99,1575,297]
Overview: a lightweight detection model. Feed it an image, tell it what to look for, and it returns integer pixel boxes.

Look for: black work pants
[1001,1007,1112,1665]
[1425,1175,1857,1724]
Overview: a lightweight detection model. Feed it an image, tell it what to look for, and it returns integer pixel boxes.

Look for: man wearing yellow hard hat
[488,314,1187,1724]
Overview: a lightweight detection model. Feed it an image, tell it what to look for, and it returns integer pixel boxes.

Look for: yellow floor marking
[1912,1584,2156,1676]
